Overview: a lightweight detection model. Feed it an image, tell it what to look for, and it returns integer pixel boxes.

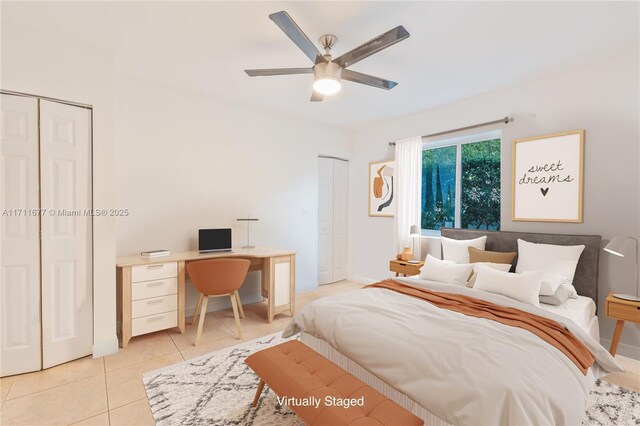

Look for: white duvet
[283,278,622,426]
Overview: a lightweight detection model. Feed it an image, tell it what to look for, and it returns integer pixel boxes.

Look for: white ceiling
[2,1,638,129]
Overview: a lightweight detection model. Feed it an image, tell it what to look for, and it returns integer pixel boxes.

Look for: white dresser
[130,262,179,337]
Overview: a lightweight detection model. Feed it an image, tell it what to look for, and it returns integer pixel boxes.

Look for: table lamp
[409,225,421,263]
[237,215,259,249]
[603,236,639,302]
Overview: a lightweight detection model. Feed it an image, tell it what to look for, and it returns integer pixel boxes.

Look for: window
[421,131,501,232]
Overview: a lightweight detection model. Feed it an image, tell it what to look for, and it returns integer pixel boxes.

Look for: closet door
[317,158,333,285]
[39,100,92,368]
[332,160,348,282]
[0,95,42,376]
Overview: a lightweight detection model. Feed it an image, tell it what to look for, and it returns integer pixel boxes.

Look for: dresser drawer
[608,301,640,322]
[132,311,177,336]
[132,278,177,301]
[131,262,177,282]
[132,294,178,319]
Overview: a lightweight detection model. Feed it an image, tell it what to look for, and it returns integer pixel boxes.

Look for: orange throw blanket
[365,280,594,374]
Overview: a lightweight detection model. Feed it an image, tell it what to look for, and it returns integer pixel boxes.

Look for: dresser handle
[147,299,164,304]
[147,315,164,321]
[146,264,164,269]
[147,281,164,287]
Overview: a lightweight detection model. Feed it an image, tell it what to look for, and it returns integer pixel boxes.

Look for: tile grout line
[165,330,181,352]
[105,351,182,378]
[103,357,112,425]
[67,409,110,426]
[1,379,15,408]
[108,396,152,422]
[4,370,108,403]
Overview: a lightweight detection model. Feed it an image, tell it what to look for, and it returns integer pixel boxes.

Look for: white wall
[114,74,353,314]
[351,52,640,358]
[1,24,118,357]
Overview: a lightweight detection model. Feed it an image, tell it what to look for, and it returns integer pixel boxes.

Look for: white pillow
[515,239,585,283]
[420,254,474,286]
[441,236,487,263]
[466,262,513,288]
[474,264,542,306]
[511,270,568,296]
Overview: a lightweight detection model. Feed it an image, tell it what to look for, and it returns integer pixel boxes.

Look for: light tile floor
[0,279,638,425]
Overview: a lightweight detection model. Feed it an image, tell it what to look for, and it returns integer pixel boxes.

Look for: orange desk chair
[186,258,250,345]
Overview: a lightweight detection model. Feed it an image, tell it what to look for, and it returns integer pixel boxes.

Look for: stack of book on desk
[141,250,170,258]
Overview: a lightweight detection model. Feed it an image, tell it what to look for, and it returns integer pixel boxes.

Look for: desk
[116,247,295,348]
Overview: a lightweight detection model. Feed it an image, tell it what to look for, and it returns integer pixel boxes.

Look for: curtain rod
[388,116,513,147]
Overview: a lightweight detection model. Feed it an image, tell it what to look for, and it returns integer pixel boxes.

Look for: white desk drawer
[132,311,177,336]
[132,262,177,282]
[132,278,177,301]
[132,294,178,319]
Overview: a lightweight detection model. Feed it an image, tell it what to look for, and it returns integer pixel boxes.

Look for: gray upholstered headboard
[440,228,601,303]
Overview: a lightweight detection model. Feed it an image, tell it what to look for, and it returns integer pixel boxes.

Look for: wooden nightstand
[605,292,640,356]
[390,259,424,277]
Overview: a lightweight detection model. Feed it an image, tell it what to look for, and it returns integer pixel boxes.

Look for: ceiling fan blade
[342,69,398,90]
[245,68,313,76]
[269,11,325,63]
[310,91,324,102]
[334,26,410,69]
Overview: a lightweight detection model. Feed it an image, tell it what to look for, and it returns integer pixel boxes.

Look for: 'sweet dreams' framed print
[511,130,584,222]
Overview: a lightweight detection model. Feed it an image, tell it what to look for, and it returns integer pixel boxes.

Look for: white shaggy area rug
[143,333,639,426]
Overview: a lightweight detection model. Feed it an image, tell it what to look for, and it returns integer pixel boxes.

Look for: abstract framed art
[511,129,584,223]
[369,160,395,217]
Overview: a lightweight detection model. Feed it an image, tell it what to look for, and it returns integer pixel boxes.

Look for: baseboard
[600,339,640,360]
[350,275,378,285]
[92,337,119,358]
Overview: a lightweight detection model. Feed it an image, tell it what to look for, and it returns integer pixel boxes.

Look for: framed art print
[369,160,395,217]
[511,130,584,222]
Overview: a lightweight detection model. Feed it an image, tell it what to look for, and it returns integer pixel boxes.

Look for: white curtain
[394,136,423,259]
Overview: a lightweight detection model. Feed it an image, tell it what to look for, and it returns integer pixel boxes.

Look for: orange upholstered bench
[245,340,424,426]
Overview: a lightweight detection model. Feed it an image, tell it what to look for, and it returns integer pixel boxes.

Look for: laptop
[198,228,232,253]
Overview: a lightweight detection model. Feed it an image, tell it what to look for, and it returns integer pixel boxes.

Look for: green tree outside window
[421,138,500,231]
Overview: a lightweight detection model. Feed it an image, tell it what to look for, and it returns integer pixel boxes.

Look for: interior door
[39,100,92,368]
[317,157,333,285]
[332,160,348,282]
[0,94,42,376]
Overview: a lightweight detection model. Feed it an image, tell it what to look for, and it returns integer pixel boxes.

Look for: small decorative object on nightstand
[605,292,640,356]
[390,259,424,277]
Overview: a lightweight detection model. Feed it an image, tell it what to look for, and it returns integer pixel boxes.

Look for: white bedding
[283,278,621,426]
[540,295,596,332]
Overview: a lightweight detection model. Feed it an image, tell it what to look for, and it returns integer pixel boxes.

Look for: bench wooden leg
[251,379,265,407]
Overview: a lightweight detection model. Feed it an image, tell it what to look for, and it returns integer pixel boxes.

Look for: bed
[283,229,622,425]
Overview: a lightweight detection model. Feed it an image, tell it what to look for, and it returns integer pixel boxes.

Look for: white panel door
[0,94,42,376]
[39,100,92,368]
[317,158,333,285]
[332,160,348,282]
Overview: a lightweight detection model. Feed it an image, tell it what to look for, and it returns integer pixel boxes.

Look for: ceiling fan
[245,11,410,102]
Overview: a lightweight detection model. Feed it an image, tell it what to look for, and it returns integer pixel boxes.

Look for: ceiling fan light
[313,61,342,95]
[313,78,341,95]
